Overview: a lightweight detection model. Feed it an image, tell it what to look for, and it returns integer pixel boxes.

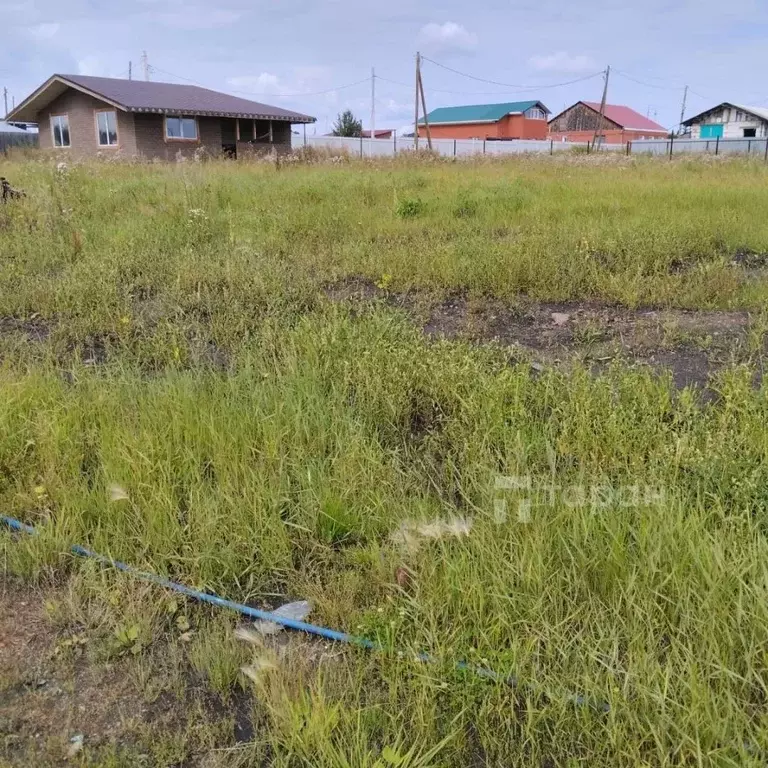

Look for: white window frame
[526,106,546,120]
[95,109,119,147]
[51,114,71,148]
[165,115,199,141]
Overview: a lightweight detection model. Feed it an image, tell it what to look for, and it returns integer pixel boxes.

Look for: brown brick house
[6,74,315,160]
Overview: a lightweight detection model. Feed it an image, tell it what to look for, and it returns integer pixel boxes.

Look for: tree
[331,109,363,138]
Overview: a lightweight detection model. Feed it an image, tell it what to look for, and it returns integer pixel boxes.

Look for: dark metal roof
[8,74,315,123]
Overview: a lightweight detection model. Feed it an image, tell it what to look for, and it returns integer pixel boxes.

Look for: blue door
[700,124,724,139]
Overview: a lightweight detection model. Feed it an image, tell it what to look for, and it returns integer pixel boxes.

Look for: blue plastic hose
[1,514,606,711]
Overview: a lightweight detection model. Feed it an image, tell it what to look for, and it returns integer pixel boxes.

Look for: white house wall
[689,106,768,138]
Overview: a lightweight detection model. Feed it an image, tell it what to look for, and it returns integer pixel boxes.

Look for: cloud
[528,51,596,73]
[27,22,60,40]
[77,56,103,76]
[228,72,286,95]
[227,66,333,99]
[154,8,240,30]
[418,21,478,55]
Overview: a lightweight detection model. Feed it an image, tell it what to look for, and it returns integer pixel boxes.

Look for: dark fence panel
[0,132,39,153]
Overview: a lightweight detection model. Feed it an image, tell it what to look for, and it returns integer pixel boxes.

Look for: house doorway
[221,118,237,158]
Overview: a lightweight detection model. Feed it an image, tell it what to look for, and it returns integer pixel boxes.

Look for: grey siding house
[6,74,315,160]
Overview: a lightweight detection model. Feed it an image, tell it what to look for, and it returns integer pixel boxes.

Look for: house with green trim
[682,103,768,140]
[418,100,550,141]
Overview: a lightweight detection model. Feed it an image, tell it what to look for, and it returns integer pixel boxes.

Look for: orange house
[418,100,550,140]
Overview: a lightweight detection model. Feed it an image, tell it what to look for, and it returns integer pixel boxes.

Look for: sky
[3,0,768,133]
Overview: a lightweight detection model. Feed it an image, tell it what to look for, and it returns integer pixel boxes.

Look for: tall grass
[3,156,768,764]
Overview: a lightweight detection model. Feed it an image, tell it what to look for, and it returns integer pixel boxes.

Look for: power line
[613,69,714,102]
[376,74,582,97]
[148,65,370,98]
[419,55,604,90]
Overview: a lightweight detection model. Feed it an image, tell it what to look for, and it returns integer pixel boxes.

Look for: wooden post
[414,52,420,151]
[483,138,486,154]
[417,59,432,151]
[748,139,752,154]
[669,134,674,159]
[715,136,720,155]
[393,132,397,155]
[550,139,554,155]
[626,141,630,156]
[303,123,307,147]
[268,120,273,143]
[360,135,363,157]
[236,118,240,141]
[764,138,768,162]
[453,139,457,157]
[591,65,610,151]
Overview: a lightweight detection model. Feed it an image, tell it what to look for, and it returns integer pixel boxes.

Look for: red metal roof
[582,102,667,132]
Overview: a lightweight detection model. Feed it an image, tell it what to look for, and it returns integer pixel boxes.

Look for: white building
[682,103,768,140]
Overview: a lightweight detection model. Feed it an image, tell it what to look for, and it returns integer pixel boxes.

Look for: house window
[743,127,757,138]
[526,107,546,120]
[165,116,198,140]
[51,114,70,147]
[96,110,118,146]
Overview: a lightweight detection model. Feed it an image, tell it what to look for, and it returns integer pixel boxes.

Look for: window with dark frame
[52,115,70,147]
[743,127,757,138]
[97,111,118,145]
[166,116,198,140]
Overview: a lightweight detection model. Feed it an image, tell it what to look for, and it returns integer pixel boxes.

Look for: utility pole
[417,61,432,150]
[128,61,132,80]
[370,66,375,149]
[678,85,688,135]
[2,87,7,118]
[141,51,150,82]
[592,65,610,151]
[414,51,421,150]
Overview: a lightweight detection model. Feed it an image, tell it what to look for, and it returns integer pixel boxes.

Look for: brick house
[6,74,315,159]
[548,101,667,144]
[418,101,550,141]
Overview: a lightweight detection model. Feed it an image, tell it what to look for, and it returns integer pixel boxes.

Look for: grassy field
[3,153,768,766]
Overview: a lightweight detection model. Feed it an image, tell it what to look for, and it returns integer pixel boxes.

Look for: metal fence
[291,134,621,157]
[0,131,39,153]
[628,137,768,158]
[292,134,768,160]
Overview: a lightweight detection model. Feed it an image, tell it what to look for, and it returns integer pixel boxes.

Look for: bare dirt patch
[326,278,762,389]
[0,576,247,766]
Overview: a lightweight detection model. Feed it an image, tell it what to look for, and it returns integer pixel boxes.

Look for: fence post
[587,140,591,154]
[393,132,397,156]
[706,140,710,152]
[748,139,752,154]
[360,135,363,158]
[669,134,674,159]
[550,139,554,155]
[483,138,486,154]
[453,139,457,157]
[715,136,720,156]
[764,139,768,162]
[626,141,630,156]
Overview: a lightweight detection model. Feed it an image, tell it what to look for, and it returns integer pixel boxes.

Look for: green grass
[3,154,768,765]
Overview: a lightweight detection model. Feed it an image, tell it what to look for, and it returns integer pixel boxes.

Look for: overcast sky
[3,0,768,133]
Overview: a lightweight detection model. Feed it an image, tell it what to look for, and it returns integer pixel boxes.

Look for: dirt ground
[0,575,246,767]
[326,278,764,390]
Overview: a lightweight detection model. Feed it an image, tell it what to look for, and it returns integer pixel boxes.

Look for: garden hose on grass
[1,514,607,712]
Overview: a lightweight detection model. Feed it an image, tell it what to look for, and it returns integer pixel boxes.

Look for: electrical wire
[376,74,570,97]
[419,56,604,91]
